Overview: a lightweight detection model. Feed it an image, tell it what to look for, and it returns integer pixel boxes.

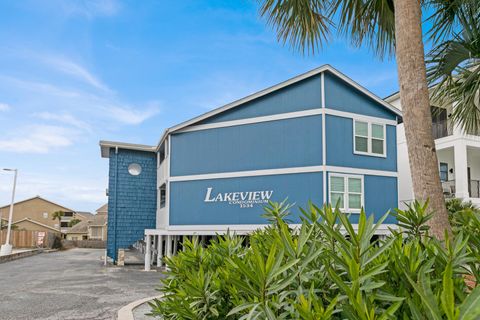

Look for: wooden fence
[0,230,56,248]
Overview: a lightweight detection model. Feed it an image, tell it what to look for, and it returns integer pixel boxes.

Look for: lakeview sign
[204,187,274,208]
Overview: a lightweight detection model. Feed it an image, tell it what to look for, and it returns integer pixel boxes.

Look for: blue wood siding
[171,115,323,176]
[197,75,321,124]
[169,172,323,225]
[107,149,157,261]
[325,173,397,224]
[324,71,397,120]
[364,175,397,224]
[325,115,397,172]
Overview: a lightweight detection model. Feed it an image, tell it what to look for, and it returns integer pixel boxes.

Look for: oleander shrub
[149,201,480,319]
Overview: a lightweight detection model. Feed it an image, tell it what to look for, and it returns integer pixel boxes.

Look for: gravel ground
[0,248,163,320]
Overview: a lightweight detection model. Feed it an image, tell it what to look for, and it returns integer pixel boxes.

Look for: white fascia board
[145,223,398,236]
[177,109,322,133]
[99,140,156,158]
[154,65,401,149]
[325,108,397,126]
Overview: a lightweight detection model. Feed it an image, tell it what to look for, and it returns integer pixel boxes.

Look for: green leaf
[459,286,480,320]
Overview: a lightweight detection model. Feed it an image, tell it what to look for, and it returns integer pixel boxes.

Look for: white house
[387,93,480,207]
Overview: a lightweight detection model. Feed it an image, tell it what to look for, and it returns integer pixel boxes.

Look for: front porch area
[437,143,480,206]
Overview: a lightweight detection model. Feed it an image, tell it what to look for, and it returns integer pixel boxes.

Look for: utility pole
[0,168,18,256]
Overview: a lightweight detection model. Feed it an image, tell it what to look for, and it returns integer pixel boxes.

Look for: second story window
[354,120,386,157]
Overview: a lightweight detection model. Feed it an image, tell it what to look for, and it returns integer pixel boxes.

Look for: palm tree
[427,4,480,134]
[256,0,477,238]
[51,211,64,233]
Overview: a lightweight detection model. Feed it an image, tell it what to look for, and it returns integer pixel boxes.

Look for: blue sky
[0,0,400,212]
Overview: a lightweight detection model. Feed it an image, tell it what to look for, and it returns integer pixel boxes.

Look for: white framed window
[329,173,364,213]
[43,212,48,219]
[353,120,386,157]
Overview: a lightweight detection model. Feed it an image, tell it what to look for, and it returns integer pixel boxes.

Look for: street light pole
[0,168,18,256]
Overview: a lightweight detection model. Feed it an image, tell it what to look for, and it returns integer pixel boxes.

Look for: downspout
[113,146,119,263]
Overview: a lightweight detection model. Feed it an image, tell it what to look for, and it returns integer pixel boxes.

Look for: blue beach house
[99,65,401,267]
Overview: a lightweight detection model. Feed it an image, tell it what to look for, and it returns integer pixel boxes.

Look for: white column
[145,234,151,271]
[166,235,172,258]
[173,236,178,255]
[454,142,470,199]
[157,235,163,267]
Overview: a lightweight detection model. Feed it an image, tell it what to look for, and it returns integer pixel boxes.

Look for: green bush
[149,201,480,319]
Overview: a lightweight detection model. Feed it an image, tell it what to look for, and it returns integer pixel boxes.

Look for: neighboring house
[0,196,87,234]
[386,93,480,207]
[65,210,107,241]
[100,65,402,265]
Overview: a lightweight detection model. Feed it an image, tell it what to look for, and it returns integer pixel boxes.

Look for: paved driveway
[0,248,163,320]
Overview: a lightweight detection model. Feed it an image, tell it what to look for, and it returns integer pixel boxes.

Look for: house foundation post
[145,234,151,271]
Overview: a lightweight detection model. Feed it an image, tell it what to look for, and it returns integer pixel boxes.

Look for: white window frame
[353,120,387,157]
[328,173,364,213]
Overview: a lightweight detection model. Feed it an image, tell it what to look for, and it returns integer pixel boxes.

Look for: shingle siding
[107,149,157,261]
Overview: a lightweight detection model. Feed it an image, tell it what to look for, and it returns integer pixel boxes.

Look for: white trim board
[325,108,397,126]
[174,108,396,135]
[176,108,322,133]
[169,165,397,182]
[145,223,398,236]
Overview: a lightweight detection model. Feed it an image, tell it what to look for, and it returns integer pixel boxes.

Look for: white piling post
[166,235,172,258]
[173,236,178,255]
[157,235,163,267]
[145,234,151,271]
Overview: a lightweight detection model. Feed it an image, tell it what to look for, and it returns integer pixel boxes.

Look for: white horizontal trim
[325,165,397,177]
[169,165,397,182]
[177,108,322,133]
[170,166,324,182]
[145,223,398,236]
[325,108,397,126]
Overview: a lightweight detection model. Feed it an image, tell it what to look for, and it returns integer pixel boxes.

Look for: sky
[0,0,401,212]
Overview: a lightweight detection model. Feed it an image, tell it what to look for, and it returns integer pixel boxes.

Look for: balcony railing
[442,180,480,198]
[432,120,450,139]
[470,180,480,198]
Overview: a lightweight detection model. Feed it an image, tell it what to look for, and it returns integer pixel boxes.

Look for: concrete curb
[117,294,163,320]
[0,249,41,264]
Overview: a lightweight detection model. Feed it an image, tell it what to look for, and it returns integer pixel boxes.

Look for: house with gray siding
[100,65,402,267]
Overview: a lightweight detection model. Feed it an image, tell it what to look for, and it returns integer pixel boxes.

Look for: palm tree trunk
[393,0,452,239]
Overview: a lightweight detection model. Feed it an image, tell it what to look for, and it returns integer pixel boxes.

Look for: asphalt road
[0,248,162,320]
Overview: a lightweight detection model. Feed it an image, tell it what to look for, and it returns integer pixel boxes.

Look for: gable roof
[0,195,76,212]
[96,203,108,214]
[156,65,401,146]
[67,220,88,234]
[99,65,402,157]
[12,218,61,233]
[66,213,107,234]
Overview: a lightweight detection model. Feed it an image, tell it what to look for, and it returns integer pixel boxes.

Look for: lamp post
[0,168,18,256]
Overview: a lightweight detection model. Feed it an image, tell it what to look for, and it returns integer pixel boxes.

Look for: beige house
[66,205,107,241]
[0,196,88,234]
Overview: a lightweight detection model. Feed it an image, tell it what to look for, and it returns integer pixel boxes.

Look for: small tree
[51,211,64,232]
[68,218,81,227]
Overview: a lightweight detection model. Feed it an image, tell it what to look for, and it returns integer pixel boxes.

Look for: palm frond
[331,0,395,59]
[257,0,332,54]
[427,3,480,134]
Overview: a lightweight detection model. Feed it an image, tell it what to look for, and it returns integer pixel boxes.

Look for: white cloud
[0,125,77,153]
[0,172,107,211]
[41,56,111,92]
[0,102,10,111]
[33,112,92,132]
[102,101,161,125]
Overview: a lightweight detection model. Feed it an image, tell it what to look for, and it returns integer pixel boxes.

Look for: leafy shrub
[149,201,480,319]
